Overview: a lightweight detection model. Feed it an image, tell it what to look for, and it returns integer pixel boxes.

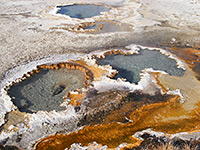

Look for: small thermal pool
[57,4,110,19]
[84,21,133,33]
[8,68,85,113]
[97,49,185,83]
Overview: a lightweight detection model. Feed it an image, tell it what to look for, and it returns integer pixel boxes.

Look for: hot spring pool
[97,49,185,83]
[57,4,110,19]
[8,68,85,113]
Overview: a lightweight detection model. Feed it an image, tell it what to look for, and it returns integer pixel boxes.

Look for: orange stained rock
[129,99,194,133]
[35,122,142,150]
[157,66,200,111]
[35,94,200,150]
[90,92,174,124]
[152,72,169,93]
[34,69,40,74]
[35,50,200,149]
[66,92,86,107]
[71,59,108,80]
[29,70,35,75]
[70,51,134,80]
[169,47,200,66]
[103,49,132,56]
[169,47,200,80]
[50,20,133,34]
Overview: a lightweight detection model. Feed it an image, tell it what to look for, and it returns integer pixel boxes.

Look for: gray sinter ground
[8,68,85,113]
[97,49,185,83]
[57,4,110,19]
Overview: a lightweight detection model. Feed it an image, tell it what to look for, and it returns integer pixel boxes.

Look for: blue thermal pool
[97,49,185,83]
[57,4,110,19]
[8,68,85,113]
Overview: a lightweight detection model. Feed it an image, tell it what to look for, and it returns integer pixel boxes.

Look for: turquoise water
[97,49,185,83]
[57,4,110,19]
[8,68,85,113]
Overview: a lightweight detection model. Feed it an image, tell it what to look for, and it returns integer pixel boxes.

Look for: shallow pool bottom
[8,68,85,113]
[84,21,133,33]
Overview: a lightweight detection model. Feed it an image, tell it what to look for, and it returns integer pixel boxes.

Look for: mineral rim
[0,0,200,149]
[8,63,93,113]
[34,47,200,150]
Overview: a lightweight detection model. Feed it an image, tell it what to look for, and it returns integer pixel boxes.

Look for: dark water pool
[8,68,85,113]
[57,4,110,19]
[97,49,185,83]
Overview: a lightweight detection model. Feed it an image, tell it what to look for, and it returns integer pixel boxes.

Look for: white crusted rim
[47,3,115,24]
[0,45,187,149]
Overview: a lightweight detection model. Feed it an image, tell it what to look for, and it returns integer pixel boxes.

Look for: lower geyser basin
[57,4,110,19]
[8,64,86,113]
[2,46,200,150]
